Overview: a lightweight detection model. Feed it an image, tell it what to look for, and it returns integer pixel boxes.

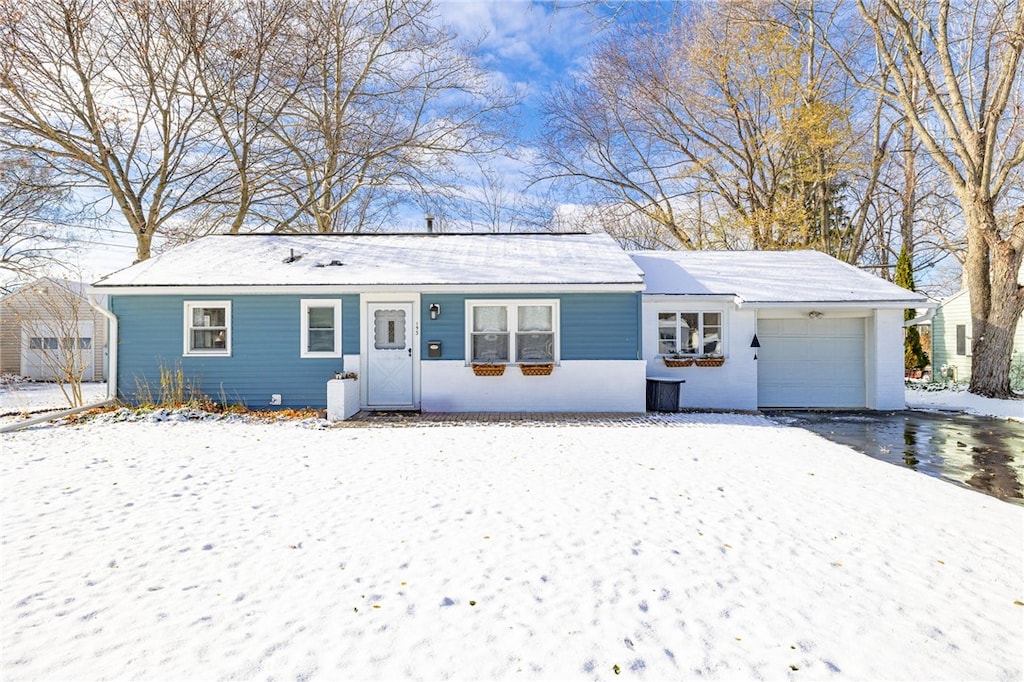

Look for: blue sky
[439,1,598,138]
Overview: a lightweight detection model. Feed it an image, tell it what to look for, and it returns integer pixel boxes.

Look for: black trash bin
[646,377,685,412]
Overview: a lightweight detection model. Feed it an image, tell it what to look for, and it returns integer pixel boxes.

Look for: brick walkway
[335,410,771,428]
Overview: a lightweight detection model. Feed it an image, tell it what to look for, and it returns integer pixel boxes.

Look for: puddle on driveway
[766,410,1024,505]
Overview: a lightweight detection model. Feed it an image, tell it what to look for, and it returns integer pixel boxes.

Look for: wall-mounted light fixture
[750,333,761,360]
[808,310,824,319]
[428,303,440,320]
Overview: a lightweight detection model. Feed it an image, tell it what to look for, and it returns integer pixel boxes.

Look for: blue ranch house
[90,231,925,413]
[89,232,647,413]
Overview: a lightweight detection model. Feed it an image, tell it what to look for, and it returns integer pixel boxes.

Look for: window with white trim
[468,300,558,364]
[184,301,231,356]
[301,299,342,358]
[955,324,966,356]
[658,311,722,355]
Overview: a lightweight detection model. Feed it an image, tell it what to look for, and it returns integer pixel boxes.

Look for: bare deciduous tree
[0,0,230,262]
[179,0,306,235]
[1,0,517,254]
[856,0,1024,398]
[539,2,883,260]
[258,0,515,234]
[0,148,75,280]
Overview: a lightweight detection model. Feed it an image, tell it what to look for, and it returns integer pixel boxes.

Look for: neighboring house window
[54,337,91,350]
[955,324,966,356]
[301,299,342,358]
[658,311,722,355]
[184,301,231,356]
[29,337,58,350]
[468,300,558,364]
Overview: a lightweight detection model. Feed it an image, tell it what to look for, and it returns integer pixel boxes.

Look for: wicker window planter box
[471,363,505,376]
[694,356,725,367]
[662,356,694,367]
[519,363,554,376]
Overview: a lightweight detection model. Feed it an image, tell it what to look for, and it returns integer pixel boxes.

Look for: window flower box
[694,355,725,367]
[662,355,694,368]
[472,363,505,376]
[520,363,554,376]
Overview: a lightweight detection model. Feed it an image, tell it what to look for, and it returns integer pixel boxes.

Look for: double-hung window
[184,301,231,356]
[301,299,342,358]
[658,311,722,355]
[468,300,558,364]
[955,324,967,356]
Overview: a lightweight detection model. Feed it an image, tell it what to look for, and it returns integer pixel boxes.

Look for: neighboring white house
[0,277,108,382]
[931,288,1024,386]
[630,250,928,410]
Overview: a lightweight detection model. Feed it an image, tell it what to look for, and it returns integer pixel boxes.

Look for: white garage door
[21,320,95,381]
[757,317,866,408]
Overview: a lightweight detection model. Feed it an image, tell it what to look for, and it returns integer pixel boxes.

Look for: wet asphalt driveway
[766,410,1024,505]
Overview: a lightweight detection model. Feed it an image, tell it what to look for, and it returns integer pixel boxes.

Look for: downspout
[88,293,118,401]
[636,290,643,360]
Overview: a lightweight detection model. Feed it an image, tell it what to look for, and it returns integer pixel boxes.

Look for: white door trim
[359,293,420,409]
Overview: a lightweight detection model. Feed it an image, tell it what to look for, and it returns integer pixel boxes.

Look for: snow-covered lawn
[905,383,1023,421]
[0,380,109,418]
[2,409,1022,680]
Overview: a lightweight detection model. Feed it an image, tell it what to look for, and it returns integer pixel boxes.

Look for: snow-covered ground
[905,383,1024,421]
[1,384,1022,680]
[0,380,109,418]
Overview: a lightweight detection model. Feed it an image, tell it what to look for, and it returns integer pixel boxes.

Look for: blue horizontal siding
[113,291,640,409]
[420,293,641,361]
[112,294,358,409]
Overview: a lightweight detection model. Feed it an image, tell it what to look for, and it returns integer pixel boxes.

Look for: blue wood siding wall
[112,294,358,409]
[113,291,640,409]
[419,293,641,361]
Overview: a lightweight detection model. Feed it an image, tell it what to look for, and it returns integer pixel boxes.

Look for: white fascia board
[743,299,925,309]
[91,282,644,296]
[642,293,741,304]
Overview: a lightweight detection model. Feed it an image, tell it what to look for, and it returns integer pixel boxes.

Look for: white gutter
[88,293,118,401]
[89,282,645,296]
[905,306,936,327]
[741,300,927,310]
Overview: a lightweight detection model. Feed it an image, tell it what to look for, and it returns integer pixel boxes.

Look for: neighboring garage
[20,320,98,381]
[1,277,107,382]
[756,317,866,408]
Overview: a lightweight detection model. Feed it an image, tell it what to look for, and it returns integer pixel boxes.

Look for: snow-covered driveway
[2,416,1021,680]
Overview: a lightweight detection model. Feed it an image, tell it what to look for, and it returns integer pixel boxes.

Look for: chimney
[425,215,434,233]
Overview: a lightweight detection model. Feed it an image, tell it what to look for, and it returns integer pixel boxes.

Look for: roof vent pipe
[426,215,434,233]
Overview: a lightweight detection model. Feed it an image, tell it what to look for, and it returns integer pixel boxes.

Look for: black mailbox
[427,341,442,358]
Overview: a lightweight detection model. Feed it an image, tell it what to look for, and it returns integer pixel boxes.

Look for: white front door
[366,302,415,408]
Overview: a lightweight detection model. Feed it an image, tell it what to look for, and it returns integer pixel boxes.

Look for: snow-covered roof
[1,277,106,306]
[631,250,927,305]
[93,232,644,290]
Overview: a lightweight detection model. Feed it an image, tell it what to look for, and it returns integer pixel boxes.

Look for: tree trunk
[135,231,154,264]
[963,196,1024,398]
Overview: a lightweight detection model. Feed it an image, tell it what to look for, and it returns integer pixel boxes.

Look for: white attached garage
[631,250,926,412]
[756,317,866,408]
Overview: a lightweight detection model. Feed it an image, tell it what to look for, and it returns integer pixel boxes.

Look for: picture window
[658,311,722,355]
